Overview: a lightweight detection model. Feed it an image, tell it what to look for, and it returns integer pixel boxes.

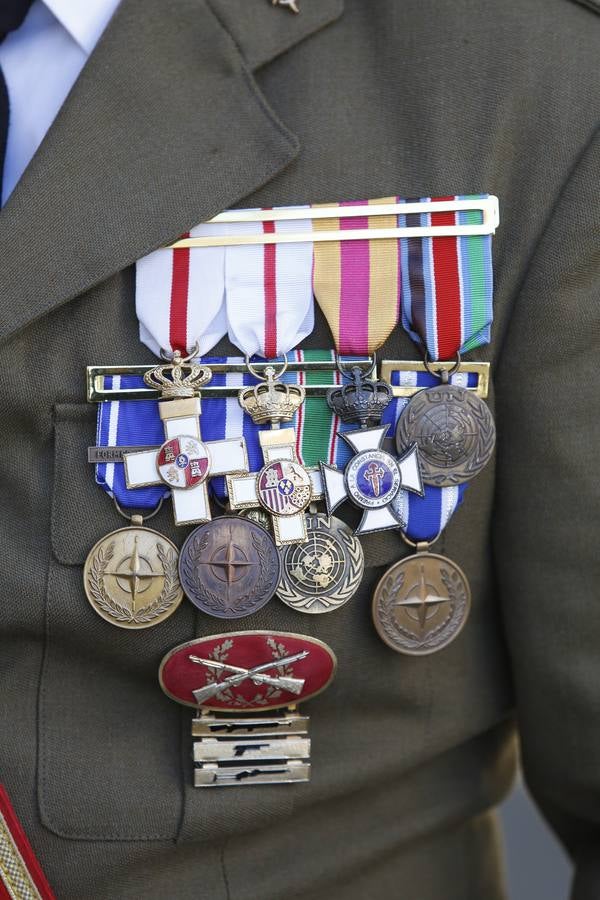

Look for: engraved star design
[394,563,448,633]
[197,528,257,590]
[105,537,163,612]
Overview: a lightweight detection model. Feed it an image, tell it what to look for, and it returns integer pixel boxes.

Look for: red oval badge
[159,631,337,712]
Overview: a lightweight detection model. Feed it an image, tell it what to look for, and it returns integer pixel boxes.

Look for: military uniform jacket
[0,1,599,897]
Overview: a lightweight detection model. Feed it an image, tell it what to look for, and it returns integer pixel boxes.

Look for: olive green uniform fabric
[0,1,598,897]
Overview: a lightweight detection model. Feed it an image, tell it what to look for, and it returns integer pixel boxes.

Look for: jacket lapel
[0,0,344,343]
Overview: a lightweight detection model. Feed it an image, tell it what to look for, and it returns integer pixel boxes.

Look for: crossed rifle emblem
[189,650,310,704]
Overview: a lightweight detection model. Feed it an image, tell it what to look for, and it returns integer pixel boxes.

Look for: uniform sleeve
[493,125,600,898]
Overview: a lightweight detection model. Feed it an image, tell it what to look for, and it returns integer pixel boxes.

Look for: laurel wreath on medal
[182,529,272,615]
[87,541,180,624]
[278,523,364,611]
[377,565,466,650]
[203,637,293,707]
[377,572,406,645]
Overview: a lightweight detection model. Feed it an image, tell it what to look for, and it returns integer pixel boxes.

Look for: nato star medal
[178,516,282,619]
[83,515,183,629]
[372,549,471,655]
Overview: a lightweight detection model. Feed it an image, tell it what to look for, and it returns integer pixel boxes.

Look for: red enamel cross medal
[160,631,337,787]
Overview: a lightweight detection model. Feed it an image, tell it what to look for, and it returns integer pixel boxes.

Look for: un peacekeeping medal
[278,513,364,614]
[227,360,323,545]
[179,516,281,619]
[159,631,337,787]
[321,365,423,534]
[83,516,183,629]
[395,377,496,487]
[372,547,471,655]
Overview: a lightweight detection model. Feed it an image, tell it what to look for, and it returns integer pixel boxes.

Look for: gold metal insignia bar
[168,197,499,249]
[380,360,490,399]
[86,356,374,402]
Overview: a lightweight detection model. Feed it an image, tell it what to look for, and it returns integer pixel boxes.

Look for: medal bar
[86,356,374,402]
[168,197,499,248]
[380,360,490,399]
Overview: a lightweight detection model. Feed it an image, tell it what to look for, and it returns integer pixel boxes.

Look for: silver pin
[272,0,300,13]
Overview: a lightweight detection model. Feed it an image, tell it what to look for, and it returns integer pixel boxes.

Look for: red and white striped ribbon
[135,208,314,359]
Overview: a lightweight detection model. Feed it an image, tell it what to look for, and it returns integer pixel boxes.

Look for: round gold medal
[372,552,471,655]
[83,524,184,629]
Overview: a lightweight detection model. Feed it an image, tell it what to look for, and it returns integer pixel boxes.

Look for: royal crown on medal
[327,365,393,429]
[238,363,305,424]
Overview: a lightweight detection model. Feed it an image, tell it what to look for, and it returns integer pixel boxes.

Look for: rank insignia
[159,632,336,787]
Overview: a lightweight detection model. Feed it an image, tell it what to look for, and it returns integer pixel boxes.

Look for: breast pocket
[39,403,192,841]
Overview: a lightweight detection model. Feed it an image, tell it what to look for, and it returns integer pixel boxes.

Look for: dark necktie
[0,0,35,199]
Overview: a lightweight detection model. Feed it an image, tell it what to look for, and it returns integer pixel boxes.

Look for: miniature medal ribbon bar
[160,632,336,787]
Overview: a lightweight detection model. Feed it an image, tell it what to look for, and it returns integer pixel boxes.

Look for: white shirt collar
[42,0,121,54]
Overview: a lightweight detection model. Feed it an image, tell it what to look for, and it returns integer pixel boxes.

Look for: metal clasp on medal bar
[86,356,375,402]
[167,197,499,249]
[379,360,490,399]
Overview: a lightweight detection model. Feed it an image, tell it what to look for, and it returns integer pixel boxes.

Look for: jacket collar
[0,0,343,343]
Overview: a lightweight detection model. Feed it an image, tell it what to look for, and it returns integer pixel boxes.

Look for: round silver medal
[395,384,495,487]
[277,514,364,614]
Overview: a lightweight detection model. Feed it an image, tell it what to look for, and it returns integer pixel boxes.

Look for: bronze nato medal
[83,516,184,629]
[372,547,471,655]
[395,382,495,487]
[178,516,281,619]
[277,513,364,614]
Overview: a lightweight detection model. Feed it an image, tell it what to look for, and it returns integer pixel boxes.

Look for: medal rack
[168,197,499,249]
[191,710,311,787]
[87,356,374,402]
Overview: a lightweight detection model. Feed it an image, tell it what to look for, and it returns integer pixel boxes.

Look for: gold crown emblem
[144,349,212,399]
[239,364,305,425]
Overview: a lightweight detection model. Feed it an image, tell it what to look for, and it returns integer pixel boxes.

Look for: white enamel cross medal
[320,365,424,535]
[123,351,249,526]
[226,361,322,546]
[320,425,423,534]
